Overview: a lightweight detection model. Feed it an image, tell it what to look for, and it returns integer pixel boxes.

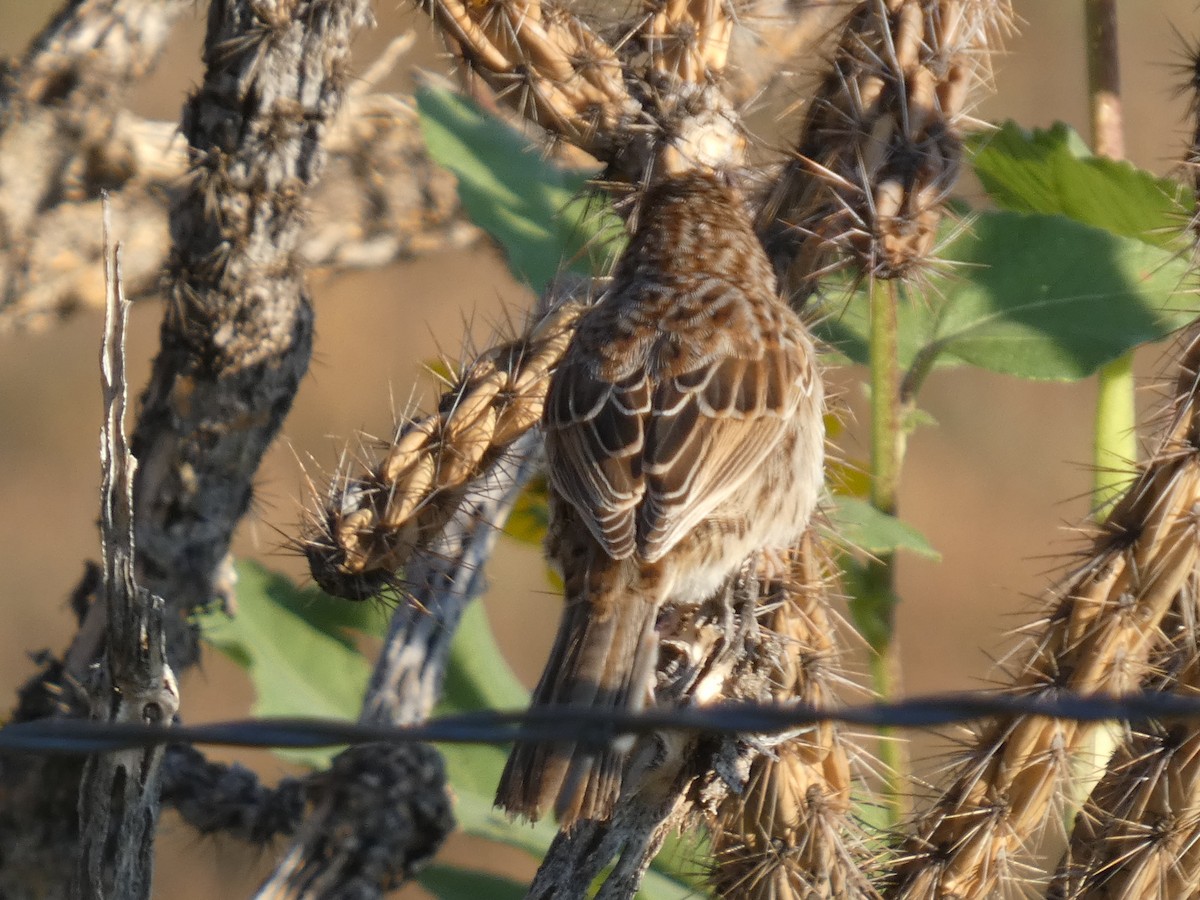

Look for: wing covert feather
[546,361,650,558]
[639,342,806,561]
[546,311,816,564]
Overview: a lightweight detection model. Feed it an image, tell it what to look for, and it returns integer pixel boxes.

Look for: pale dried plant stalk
[709,530,880,900]
[0,77,471,334]
[641,0,734,85]
[305,292,587,599]
[758,0,1012,302]
[889,329,1200,899]
[1046,328,1200,900]
[0,0,187,329]
[1048,579,1200,900]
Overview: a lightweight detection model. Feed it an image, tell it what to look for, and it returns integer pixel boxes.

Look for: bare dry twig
[74,209,179,900]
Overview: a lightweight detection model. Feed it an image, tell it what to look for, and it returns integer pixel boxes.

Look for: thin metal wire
[5,690,1200,756]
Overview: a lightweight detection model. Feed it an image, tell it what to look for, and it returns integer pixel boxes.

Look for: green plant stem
[1085,0,1135,511]
[1093,353,1136,507]
[867,276,907,825]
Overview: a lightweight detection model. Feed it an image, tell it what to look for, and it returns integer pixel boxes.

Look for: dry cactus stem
[417,0,756,181]
[1046,328,1200,900]
[305,295,586,599]
[758,0,1011,302]
[889,328,1200,898]
[709,531,879,900]
[418,0,643,167]
[1049,578,1200,899]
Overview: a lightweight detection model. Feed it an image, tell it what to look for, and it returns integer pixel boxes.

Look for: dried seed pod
[759,0,1011,303]
[304,295,587,599]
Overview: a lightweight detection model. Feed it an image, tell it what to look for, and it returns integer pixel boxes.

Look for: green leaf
[441,601,529,715]
[420,866,527,900]
[504,473,550,547]
[828,497,940,561]
[970,121,1191,249]
[417,86,623,292]
[195,561,388,767]
[819,210,1195,382]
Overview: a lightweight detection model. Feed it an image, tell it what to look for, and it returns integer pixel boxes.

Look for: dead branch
[74,212,179,900]
[0,0,188,328]
[257,430,542,897]
[1,1,374,894]
[130,0,373,671]
[0,73,473,334]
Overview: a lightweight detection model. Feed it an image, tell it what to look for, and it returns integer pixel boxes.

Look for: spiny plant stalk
[709,530,879,900]
[757,0,1010,303]
[304,294,585,599]
[417,0,753,183]
[756,0,1008,825]
[417,0,643,169]
[889,331,1200,898]
[1048,186,1200,893]
[1049,576,1200,898]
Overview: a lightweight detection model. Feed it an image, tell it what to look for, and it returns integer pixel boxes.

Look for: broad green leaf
[420,866,526,900]
[819,210,1195,381]
[417,87,623,292]
[828,497,940,561]
[195,562,388,767]
[970,121,1191,249]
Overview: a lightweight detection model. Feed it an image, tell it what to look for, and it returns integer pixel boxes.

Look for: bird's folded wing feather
[546,332,811,562]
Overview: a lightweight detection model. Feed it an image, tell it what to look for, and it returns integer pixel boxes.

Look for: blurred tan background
[0,0,1197,895]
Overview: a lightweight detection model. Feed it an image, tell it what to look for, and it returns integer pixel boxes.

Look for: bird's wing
[545,355,652,560]
[637,333,813,562]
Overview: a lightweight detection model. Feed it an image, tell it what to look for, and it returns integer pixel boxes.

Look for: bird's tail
[495,577,660,828]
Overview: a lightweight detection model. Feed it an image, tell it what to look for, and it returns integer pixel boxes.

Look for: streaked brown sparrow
[496,168,825,827]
